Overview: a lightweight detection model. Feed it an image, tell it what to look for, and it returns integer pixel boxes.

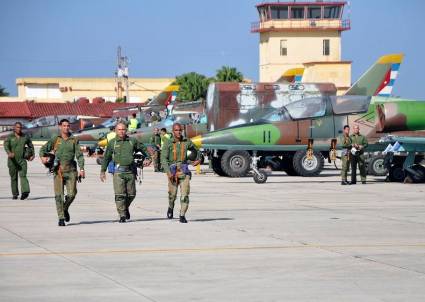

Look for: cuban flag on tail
[377,63,400,97]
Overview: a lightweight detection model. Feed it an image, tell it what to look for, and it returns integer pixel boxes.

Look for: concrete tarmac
[1,150,425,301]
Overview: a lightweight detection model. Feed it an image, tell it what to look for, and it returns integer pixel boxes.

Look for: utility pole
[115,46,129,102]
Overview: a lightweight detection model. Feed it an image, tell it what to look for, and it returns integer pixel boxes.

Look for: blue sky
[1,0,424,99]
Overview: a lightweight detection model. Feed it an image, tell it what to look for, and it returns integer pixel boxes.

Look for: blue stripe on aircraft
[389,79,396,86]
[391,63,400,71]
[378,93,391,97]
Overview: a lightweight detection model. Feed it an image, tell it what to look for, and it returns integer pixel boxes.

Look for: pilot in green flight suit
[4,122,35,200]
[101,122,151,223]
[350,125,368,184]
[161,123,200,223]
[40,119,85,226]
[339,125,352,185]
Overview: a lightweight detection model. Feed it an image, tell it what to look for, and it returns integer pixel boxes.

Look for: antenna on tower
[115,46,130,102]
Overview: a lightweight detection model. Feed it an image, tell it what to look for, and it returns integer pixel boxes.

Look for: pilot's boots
[179,216,187,223]
[125,208,131,220]
[119,217,126,223]
[12,195,18,200]
[20,192,29,200]
[64,209,70,222]
[58,219,65,227]
[341,181,350,185]
[167,207,174,219]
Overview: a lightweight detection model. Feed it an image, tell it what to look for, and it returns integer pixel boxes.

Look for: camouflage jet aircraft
[191,54,424,178]
[192,95,425,181]
[0,115,104,141]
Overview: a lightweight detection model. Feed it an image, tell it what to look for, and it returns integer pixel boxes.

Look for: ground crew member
[100,122,151,223]
[40,119,85,226]
[106,126,116,142]
[339,125,351,185]
[160,128,171,149]
[161,123,200,223]
[128,113,138,132]
[350,125,368,184]
[4,122,35,200]
[150,127,161,172]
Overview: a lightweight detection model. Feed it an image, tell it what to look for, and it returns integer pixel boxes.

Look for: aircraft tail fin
[345,53,404,96]
[277,68,304,83]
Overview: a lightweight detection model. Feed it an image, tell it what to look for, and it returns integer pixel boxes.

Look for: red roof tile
[0,102,133,119]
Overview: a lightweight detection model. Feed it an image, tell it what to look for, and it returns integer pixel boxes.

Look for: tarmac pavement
[1,148,425,301]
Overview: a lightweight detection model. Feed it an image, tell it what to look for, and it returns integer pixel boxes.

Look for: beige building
[252,1,351,94]
[13,77,175,103]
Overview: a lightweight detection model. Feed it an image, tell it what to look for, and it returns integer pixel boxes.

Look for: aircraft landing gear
[251,152,268,184]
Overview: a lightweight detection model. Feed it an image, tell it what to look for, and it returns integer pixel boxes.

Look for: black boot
[125,208,131,220]
[167,207,173,219]
[179,216,187,223]
[119,217,126,223]
[20,192,29,200]
[58,219,65,226]
[12,195,18,200]
[64,209,70,222]
[341,181,350,185]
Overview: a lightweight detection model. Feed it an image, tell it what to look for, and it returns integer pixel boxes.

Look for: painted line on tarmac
[1,243,425,257]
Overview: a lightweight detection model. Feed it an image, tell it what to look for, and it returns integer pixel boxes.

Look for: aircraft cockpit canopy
[330,96,371,115]
[262,96,326,122]
[25,116,58,129]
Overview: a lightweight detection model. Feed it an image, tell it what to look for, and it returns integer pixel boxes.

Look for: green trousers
[7,158,29,197]
[113,172,136,218]
[351,154,367,183]
[54,170,77,219]
[168,175,190,216]
[341,154,350,181]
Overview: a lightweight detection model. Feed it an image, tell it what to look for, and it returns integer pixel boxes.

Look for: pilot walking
[4,122,35,200]
[339,125,352,185]
[100,122,151,223]
[161,123,200,223]
[40,119,85,226]
[350,125,368,184]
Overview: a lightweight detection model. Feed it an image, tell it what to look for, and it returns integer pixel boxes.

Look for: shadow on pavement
[190,218,234,222]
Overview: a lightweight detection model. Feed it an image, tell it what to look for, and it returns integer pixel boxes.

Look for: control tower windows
[271,6,288,19]
[308,7,321,19]
[280,40,288,56]
[324,6,341,19]
[291,7,305,19]
[323,39,330,56]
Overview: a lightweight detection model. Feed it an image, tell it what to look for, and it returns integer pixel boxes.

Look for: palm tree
[215,66,244,83]
[174,72,211,102]
[0,85,9,96]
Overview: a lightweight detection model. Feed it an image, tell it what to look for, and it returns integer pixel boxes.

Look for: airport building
[0,77,175,103]
[252,1,351,94]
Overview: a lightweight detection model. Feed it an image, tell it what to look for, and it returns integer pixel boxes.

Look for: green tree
[215,66,244,83]
[174,72,211,102]
[0,85,9,96]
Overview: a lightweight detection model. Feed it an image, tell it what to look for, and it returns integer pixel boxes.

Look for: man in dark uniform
[4,122,35,199]
[161,123,200,223]
[100,122,151,223]
[40,119,85,226]
[350,125,368,184]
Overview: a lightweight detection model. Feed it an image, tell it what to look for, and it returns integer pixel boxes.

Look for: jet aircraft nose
[191,135,203,149]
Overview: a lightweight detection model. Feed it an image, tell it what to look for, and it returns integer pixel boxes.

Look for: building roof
[0,101,132,119]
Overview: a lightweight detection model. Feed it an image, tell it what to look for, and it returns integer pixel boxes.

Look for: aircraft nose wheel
[253,170,268,184]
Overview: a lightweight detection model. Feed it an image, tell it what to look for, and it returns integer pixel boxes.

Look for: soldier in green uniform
[40,119,85,226]
[350,125,368,184]
[161,123,200,223]
[100,122,151,223]
[4,122,35,200]
[150,127,161,172]
[339,125,352,185]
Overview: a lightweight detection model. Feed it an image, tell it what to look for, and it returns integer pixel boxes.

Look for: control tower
[252,1,351,94]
